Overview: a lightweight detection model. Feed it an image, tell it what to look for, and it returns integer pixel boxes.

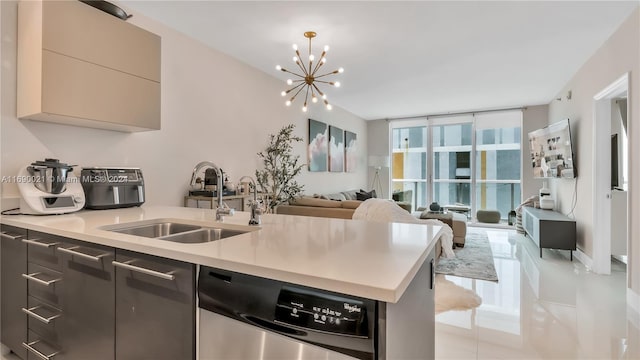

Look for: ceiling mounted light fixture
[276,31,344,112]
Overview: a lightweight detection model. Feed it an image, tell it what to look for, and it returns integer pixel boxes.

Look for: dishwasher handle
[242,315,307,337]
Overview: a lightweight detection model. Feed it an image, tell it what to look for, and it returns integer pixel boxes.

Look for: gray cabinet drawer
[25,263,63,308]
[25,296,62,345]
[24,231,64,271]
[25,329,61,360]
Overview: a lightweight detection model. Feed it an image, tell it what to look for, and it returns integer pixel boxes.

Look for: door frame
[592,72,629,275]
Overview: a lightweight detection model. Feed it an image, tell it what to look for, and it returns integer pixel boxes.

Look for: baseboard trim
[628,289,640,325]
[573,249,593,270]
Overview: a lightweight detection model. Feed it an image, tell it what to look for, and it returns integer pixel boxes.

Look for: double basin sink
[102,220,252,244]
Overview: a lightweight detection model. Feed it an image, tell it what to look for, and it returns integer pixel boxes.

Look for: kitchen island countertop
[0,206,441,303]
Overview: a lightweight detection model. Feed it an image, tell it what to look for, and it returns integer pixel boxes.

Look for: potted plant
[255,124,305,211]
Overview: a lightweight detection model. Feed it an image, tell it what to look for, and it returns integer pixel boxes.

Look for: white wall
[547,8,639,295]
[367,119,391,199]
[0,1,367,209]
[521,105,549,200]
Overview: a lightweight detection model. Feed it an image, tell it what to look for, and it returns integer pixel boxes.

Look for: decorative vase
[429,202,441,212]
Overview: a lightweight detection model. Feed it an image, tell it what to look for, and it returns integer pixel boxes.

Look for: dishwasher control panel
[275,286,368,337]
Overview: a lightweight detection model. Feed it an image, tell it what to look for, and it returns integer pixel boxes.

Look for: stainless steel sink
[158,228,247,244]
[108,222,202,238]
[102,219,252,243]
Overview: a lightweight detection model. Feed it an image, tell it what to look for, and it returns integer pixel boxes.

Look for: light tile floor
[436,228,640,359]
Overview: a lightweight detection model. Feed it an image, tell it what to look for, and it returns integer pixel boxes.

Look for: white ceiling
[120,1,638,120]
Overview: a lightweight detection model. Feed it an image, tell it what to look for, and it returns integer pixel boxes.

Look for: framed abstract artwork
[329,125,344,172]
[344,130,357,172]
[308,119,328,172]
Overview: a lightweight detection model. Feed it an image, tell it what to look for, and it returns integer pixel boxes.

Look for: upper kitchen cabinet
[17,0,161,132]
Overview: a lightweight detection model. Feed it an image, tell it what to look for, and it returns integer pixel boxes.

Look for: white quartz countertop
[1,206,442,303]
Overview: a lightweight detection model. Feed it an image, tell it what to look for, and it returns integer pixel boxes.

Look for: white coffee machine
[17,159,85,215]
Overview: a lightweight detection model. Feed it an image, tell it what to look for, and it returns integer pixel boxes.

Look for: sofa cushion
[324,192,347,201]
[290,197,342,208]
[341,190,359,200]
[356,189,376,201]
[341,200,363,209]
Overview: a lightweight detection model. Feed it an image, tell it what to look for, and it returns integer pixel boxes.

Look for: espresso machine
[17,159,86,215]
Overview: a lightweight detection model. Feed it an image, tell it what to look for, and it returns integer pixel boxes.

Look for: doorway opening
[592,73,629,276]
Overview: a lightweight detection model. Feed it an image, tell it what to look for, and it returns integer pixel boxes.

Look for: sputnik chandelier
[276,31,343,112]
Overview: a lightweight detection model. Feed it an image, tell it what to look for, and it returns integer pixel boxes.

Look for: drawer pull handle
[57,246,110,262]
[22,238,59,248]
[21,272,61,286]
[22,340,59,360]
[22,306,61,324]
[1,232,24,240]
[112,260,175,281]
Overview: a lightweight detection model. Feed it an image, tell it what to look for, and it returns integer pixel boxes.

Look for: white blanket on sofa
[352,199,455,258]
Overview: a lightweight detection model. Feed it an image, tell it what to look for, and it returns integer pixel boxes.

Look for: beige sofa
[276,197,362,219]
[276,189,362,219]
[275,189,412,219]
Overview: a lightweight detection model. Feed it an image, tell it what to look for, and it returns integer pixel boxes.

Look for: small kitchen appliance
[80,168,145,209]
[17,159,85,215]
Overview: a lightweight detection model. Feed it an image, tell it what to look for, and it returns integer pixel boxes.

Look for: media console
[522,206,576,260]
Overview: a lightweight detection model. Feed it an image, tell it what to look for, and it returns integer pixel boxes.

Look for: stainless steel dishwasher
[198,266,378,360]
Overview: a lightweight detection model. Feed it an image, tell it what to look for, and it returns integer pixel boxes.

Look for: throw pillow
[356,189,377,201]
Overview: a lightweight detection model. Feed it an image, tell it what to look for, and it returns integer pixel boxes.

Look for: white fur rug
[435,274,482,314]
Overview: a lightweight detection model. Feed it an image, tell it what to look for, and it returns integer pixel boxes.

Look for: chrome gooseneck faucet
[190,161,234,221]
[238,176,262,226]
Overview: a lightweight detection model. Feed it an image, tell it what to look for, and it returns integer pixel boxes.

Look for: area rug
[435,229,499,282]
[435,275,482,314]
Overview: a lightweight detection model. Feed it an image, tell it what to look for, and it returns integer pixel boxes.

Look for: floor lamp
[368,156,389,198]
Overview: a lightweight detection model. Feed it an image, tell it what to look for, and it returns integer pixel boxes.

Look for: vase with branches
[255,124,305,211]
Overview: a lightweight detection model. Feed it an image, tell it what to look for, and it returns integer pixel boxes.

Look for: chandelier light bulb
[276,31,342,113]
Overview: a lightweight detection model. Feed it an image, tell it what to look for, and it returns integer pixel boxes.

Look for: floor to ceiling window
[391,122,427,211]
[474,112,522,220]
[389,110,522,222]
[432,121,473,215]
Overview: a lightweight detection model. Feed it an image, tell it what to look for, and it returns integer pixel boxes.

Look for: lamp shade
[368,155,389,168]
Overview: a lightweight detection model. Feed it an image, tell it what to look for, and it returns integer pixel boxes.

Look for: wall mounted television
[528,119,576,179]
